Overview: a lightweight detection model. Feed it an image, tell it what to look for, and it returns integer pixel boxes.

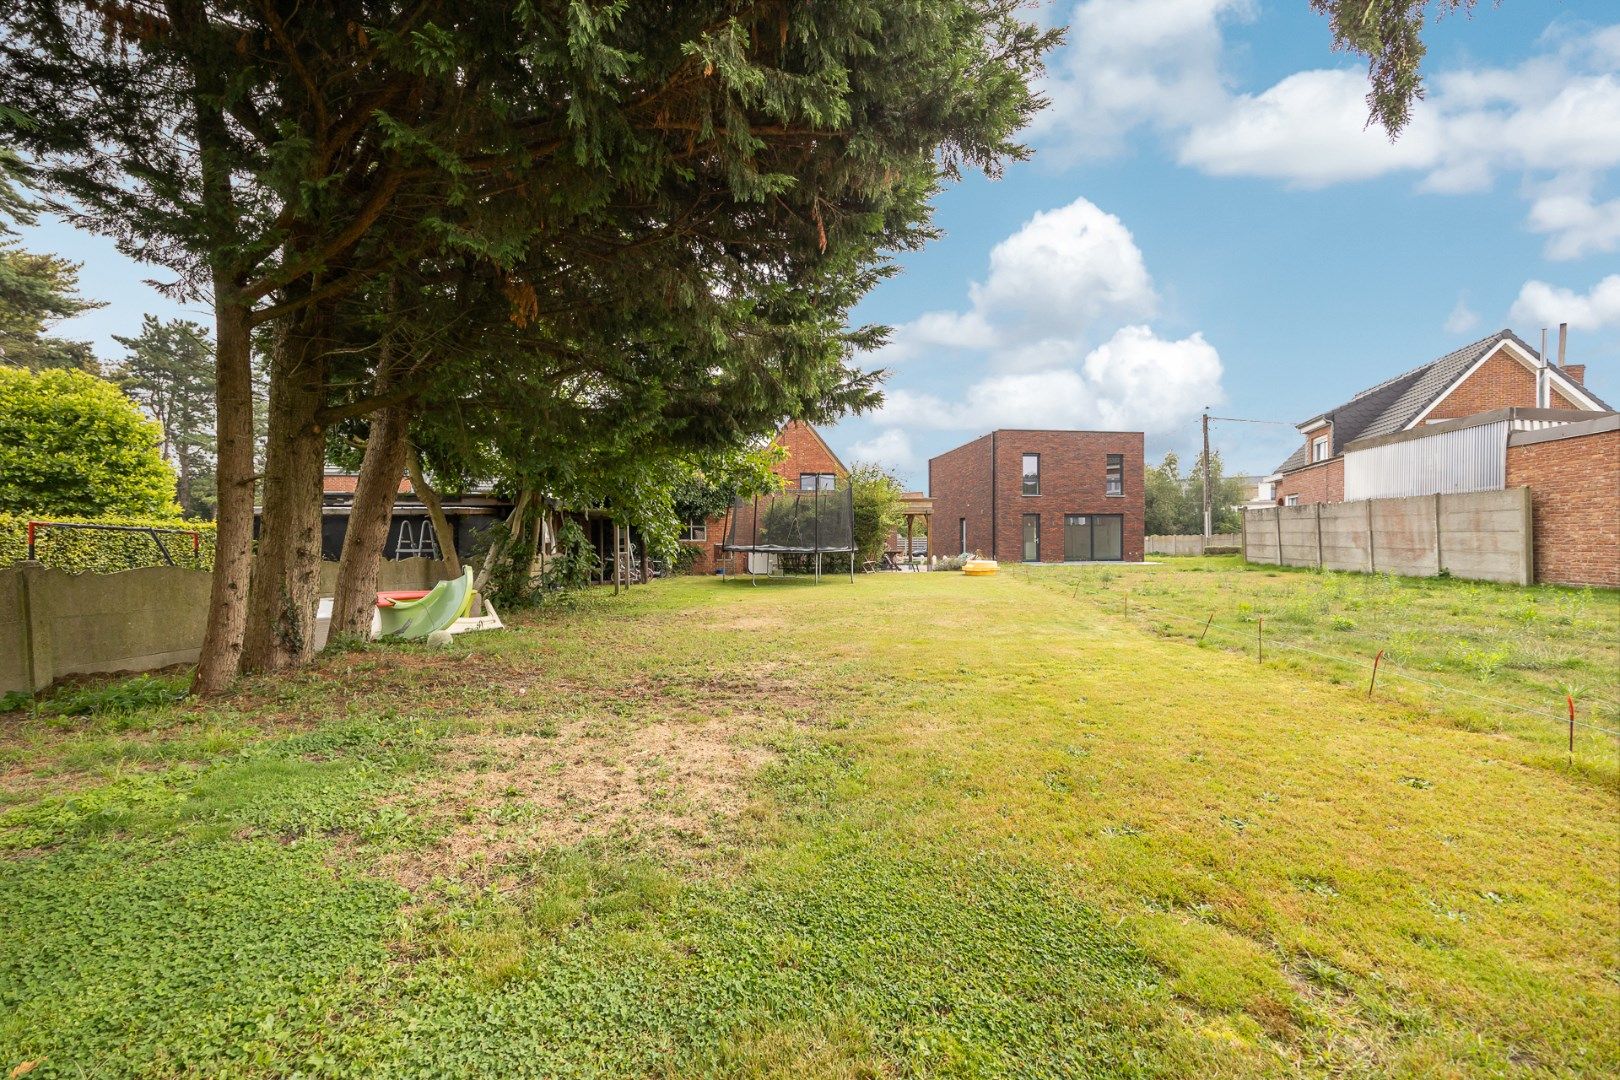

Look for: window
[799,472,835,491]
[1284,494,1300,507]
[1311,435,1330,463]
[1021,453,1040,495]
[680,517,708,542]
[1106,453,1124,496]
[1022,513,1041,561]
[958,517,968,555]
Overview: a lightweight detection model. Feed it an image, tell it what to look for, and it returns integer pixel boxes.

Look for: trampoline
[721,486,856,583]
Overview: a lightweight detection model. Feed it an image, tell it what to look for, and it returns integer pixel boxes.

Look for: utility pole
[1201,409,1213,541]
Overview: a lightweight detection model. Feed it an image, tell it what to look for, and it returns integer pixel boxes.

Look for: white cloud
[1032,0,1253,157]
[876,326,1223,435]
[1509,275,1620,330]
[1033,6,1620,242]
[876,197,1155,367]
[1444,296,1480,335]
[848,428,920,474]
[1177,70,1442,187]
[971,199,1157,335]
[1527,183,1620,260]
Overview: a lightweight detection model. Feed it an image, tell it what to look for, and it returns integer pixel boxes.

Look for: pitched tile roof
[1273,330,1609,475]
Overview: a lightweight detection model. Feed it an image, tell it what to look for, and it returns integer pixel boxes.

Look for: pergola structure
[898,491,932,560]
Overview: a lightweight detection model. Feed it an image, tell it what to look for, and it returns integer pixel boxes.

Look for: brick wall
[679,421,846,574]
[1275,458,1344,506]
[929,433,995,557]
[1506,428,1620,588]
[1426,349,1579,420]
[772,420,847,486]
[930,430,1145,563]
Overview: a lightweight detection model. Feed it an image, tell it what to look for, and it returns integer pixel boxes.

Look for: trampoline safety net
[721,486,856,580]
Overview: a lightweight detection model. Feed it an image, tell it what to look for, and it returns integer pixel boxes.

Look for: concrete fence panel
[4,556,458,694]
[0,570,29,693]
[1243,508,1281,564]
[1369,494,1441,578]
[1319,502,1372,573]
[1145,534,1240,556]
[1277,506,1321,568]
[1242,487,1532,586]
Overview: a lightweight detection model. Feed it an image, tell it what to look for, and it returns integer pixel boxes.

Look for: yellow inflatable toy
[962,558,999,576]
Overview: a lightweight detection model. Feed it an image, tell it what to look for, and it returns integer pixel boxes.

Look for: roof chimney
[1558,322,1568,366]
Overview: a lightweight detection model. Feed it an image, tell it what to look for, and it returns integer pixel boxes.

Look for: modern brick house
[680,420,848,574]
[1267,329,1606,507]
[929,430,1145,563]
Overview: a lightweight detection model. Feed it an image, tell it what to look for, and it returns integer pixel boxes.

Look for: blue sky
[15,1,1620,488]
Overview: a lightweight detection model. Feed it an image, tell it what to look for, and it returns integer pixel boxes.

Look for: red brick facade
[1275,458,1344,507]
[929,430,1145,563]
[1424,349,1578,422]
[680,421,849,575]
[1506,427,1620,588]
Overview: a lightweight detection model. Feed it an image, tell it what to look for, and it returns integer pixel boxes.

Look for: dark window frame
[1021,453,1040,496]
[799,472,836,491]
[680,517,708,543]
[1105,454,1124,497]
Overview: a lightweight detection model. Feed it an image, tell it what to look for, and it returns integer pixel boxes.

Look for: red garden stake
[1368,649,1385,697]
[1199,612,1214,643]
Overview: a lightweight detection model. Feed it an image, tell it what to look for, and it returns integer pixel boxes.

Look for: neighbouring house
[681,420,849,575]
[1254,327,1617,588]
[929,429,1145,563]
[1266,329,1608,507]
[266,472,510,563]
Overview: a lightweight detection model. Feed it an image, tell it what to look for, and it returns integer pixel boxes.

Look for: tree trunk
[240,314,328,673]
[405,444,461,576]
[473,489,531,595]
[193,295,255,694]
[329,401,411,640]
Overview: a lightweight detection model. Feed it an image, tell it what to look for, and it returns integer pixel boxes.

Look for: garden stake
[1257,618,1264,663]
[1568,695,1575,763]
[1368,649,1385,697]
[1199,612,1214,643]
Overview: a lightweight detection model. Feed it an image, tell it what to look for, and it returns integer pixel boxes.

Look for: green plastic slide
[376,568,475,640]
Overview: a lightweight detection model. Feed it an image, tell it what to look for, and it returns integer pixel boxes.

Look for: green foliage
[32,675,191,718]
[483,515,600,610]
[847,462,905,564]
[0,239,101,372]
[111,316,217,516]
[1310,1,1479,136]
[1144,451,1247,535]
[0,367,178,516]
[0,512,213,572]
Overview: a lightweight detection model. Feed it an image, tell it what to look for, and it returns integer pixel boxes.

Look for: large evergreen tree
[2,2,1058,685]
[112,316,217,516]
[0,242,102,373]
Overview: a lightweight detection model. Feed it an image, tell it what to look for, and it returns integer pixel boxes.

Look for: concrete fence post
[1366,499,1376,574]
[1274,509,1283,566]
[1314,503,1324,569]
[1434,493,1444,576]
[18,561,52,692]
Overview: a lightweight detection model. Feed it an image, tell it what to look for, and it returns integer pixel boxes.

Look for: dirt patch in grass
[358,717,772,891]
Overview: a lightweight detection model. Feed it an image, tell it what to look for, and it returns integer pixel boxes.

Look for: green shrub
[0,512,216,573]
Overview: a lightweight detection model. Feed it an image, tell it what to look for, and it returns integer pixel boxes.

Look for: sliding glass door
[1063,514,1123,561]
[1022,514,1040,562]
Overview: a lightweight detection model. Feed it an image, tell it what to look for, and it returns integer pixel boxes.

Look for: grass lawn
[2,560,1616,1078]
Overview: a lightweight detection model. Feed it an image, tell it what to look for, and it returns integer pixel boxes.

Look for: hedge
[0,513,216,574]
